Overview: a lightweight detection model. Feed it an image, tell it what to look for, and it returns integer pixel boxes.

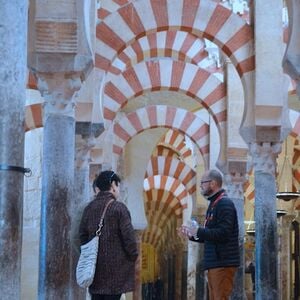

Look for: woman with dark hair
[79,170,138,300]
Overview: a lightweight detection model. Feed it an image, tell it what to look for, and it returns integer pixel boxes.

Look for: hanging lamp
[276,138,300,201]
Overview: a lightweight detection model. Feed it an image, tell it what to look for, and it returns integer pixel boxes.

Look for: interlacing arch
[95,0,254,78]
[145,156,196,195]
[155,129,193,159]
[112,105,210,167]
[103,60,226,127]
[106,31,210,75]
[144,190,182,223]
[142,213,179,248]
[144,175,190,209]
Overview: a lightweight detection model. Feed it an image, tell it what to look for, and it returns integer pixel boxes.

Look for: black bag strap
[95,199,114,236]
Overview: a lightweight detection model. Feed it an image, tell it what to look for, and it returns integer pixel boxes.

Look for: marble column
[224,173,246,300]
[250,142,280,300]
[70,122,103,299]
[0,1,28,299]
[37,73,81,299]
[187,239,200,299]
[195,215,206,300]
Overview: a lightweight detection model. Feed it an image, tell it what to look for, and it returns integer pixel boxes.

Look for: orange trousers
[207,267,237,300]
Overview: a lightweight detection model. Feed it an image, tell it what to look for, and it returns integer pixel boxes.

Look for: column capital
[75,135,95,169]
[37,72,82,119]
[224,173,247,199]
[249,142,281,175]
[75,122,104,169]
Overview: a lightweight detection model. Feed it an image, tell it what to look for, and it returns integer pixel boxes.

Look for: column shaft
[0,1,28,299]
[225,176,246,300]
[70,166,90,299]
[254,171,278,299]
[38,115,75,299]
[231,196,245,300]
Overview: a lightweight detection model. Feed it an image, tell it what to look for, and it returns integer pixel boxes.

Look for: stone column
[194,215,206,300]
[224,173,246,300]
[70,122,103,299]
[187,239,200,299]
[0,1,28,299]
[278,215,294,300]
[250,142,281,299]
[37,73,81,299]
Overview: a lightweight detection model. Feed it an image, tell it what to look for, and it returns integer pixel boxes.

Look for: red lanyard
[204,192,225,227]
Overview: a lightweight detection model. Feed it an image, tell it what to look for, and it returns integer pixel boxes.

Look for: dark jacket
[192,189,240,270]
[79,191,138,295]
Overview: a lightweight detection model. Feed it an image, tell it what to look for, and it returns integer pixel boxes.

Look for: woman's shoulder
[112,200,129,211]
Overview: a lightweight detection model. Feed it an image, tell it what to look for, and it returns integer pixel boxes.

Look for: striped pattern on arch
[25,103,43,132]
[144,189,183,219]
[95,0,254,77]
[142,211,179,247]
[104,60,226,125]
[290,116,300,197]
[146,156,196,195]
[144,175,190,209]
[113,105,210,167]
[107,31,209,75]
[155,129,193,159]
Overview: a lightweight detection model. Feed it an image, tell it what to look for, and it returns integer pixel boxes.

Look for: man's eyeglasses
[200,180,212,185]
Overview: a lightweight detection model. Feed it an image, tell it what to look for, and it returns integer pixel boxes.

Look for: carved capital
[75,122,104,169]
[75,135,95,169]
[249,142,281,175]
[37,73,82,118]
[224,173,247,199]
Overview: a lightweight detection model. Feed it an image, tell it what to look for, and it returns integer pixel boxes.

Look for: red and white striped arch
[104,60,226,125]
[144,175,193,222]
[144,190,183,221]
[27,70,38,90]
[142,214,179,247]
[97,0,130,20]
[144,175,190,209]
[155,129,193,159]
[95,0,254,77]
[107,31,209,75]
[25,103,43,132]
[113,105,210,168]
[146,156,196,195]
[142,224,163,245]
[290,115,300,196]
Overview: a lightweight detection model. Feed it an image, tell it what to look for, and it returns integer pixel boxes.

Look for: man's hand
[177,224,199,239]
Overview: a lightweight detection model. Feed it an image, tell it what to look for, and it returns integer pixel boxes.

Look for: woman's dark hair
[93,170,121,192]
